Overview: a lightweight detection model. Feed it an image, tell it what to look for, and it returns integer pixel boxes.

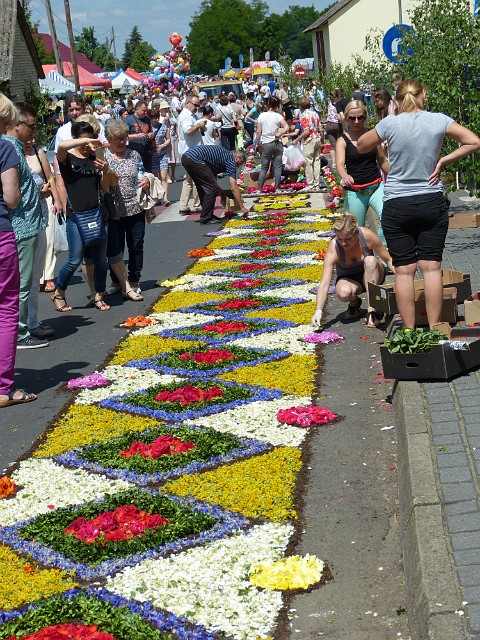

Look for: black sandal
[365,310,384,328]
[345,297,362,320]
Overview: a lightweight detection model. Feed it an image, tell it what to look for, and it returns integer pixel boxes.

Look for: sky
[29,0,334,64]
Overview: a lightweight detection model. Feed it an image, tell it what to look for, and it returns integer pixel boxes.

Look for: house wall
[10,22,40,98]
[311,0,475,71]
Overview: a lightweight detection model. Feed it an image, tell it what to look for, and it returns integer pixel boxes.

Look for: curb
[394,381,469,639]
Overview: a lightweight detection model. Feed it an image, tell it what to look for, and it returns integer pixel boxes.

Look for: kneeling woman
[52,120,114,311]
[312,214,394,328]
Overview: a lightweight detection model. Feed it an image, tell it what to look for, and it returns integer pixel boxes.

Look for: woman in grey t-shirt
[357,79,480,330]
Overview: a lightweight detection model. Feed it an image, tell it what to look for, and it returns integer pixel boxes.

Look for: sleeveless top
[335,228,373,277]
[342,133,380,187]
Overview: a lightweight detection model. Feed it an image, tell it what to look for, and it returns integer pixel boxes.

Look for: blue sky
[29,0,333,64]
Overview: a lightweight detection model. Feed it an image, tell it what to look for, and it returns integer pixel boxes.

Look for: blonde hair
[0,92,20,131]
[332,214,359,235]
[76,114,100,136]
[395,80,424,114]
[343,100,367,120]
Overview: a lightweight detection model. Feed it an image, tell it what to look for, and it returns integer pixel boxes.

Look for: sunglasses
[19,121,37,131]
[347,115,366,122]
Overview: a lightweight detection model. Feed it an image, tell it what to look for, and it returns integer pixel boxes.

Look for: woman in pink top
[292,96,325,187]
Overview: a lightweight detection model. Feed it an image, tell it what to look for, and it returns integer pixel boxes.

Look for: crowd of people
[1,72,479,407]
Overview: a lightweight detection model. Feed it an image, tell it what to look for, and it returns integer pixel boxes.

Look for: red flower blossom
[64,504,167,545]
[251,249,280,259]
[179,348,237,364]
[229,279,264,289]
[276,404,337,428]
[8,623,116,640]
[259,228,287,236]
[199,321,250,335]
[259,238,279,245]
[120,434,196,459]
[154,384,224,406]
[215,299,261,311]
[239,263,271,273]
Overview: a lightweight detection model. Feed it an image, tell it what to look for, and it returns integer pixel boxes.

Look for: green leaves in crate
[384,327,448,354]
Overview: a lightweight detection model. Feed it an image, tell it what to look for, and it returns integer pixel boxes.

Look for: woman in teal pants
[336,100,389,244]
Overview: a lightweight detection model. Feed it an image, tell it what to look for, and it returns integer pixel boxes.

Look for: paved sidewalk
[393,192,480,639]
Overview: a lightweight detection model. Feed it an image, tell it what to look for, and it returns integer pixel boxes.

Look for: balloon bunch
[148,33,191,91]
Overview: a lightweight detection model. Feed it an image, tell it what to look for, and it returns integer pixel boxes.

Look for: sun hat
[158,100,170,109]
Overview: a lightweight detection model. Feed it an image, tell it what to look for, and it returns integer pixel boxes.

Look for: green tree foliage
[188,0,268,74]
[187,0,330,75]
[398,0,479,191]
[74,27,118,71]
[123,26,143,68]
[130,42,153,73]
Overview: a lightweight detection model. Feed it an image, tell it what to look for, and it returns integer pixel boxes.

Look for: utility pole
[398,0,403,23]
[44,0,63,76]
[63,0,80,91]
[112,27,118,70]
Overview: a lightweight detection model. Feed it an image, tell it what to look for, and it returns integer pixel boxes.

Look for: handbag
[74,205,106,247]
[103,190,119,221]
[53,213,68,254]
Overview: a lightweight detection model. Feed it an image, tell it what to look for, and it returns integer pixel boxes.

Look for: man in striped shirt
[182,146,249,224]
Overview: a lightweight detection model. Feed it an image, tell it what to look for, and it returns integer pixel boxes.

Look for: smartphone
[95,147,105,161]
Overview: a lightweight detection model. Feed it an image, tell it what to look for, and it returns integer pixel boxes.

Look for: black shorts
[335,265,386,293]
[382,192,449,266]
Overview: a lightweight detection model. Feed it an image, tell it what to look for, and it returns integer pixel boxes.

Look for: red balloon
[169,33,182,47]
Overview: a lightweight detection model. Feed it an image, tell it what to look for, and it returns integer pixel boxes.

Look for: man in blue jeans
[181,146,249,223]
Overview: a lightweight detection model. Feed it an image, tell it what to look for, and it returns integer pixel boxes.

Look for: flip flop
[0,389,37,408]
[364,310,384,328]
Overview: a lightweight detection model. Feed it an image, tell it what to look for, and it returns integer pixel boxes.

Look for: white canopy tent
[39,70,75,96]
[110,69,139,91]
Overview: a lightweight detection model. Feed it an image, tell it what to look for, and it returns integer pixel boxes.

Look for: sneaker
[17,335,49,349]
[30,325,55,339]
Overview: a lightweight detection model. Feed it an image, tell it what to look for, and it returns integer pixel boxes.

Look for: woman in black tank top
[311,214,394,329]
[336,101,389,243]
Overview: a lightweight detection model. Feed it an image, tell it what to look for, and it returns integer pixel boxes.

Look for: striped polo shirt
[183,145,237,179]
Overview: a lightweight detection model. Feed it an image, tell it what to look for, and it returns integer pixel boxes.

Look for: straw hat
[159,100,170,110]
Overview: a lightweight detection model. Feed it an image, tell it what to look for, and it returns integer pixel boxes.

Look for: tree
[187,0,268,75]
[123,26,143,68]
[74,26,99,61]
[398,0,480,191]
[130,42,152,73]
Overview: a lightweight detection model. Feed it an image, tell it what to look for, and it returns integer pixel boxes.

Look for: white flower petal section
[0,459,131,526]
[133,312,218,336]
[107,522,293,640]
[75,365,177,404]
[279,254,315,265]
[231,324,315,355]
[172,274,230,291]
[186,396,310,447]
[256,283,315,299]
[199,248,250,261]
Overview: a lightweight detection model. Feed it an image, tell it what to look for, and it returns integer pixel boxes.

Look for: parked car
[196,80,243,98]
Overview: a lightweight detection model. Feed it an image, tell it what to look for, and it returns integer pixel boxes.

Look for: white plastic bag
[284,145,305,171]
[54,214,68,254]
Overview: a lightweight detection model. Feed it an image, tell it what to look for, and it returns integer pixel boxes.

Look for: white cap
[198,91,207,100]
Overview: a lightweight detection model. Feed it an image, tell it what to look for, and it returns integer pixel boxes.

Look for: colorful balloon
[169,32,182,47]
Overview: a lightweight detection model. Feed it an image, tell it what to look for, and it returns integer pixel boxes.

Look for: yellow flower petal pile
[153,291,225,313]
[267,264,321,281]
[0,546,77,610]
[210,236,249,249]
[246,302,314,324]
[164,447,301,522]
[189,259,237,274]
[220,354,315,396]
[249,554,324,590]
[34,405,160,457]
[289,240,327,252]
[291,221,332,232]
[111,335,202,365]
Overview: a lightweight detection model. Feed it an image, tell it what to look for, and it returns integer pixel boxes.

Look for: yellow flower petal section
[220,354,315,396]
[246,302,314,324]
[289,241,326,252]
[189,259,237,275]
[267,264,321,281]
[225,219,251,228]
[0,546,77,610]
[153,291,225,313]
[291,221,332,232]
[209,236,248,249]
[34,405,160,458]
[164,447,301,522]
[111,335,203,365]
[249,554,324,590]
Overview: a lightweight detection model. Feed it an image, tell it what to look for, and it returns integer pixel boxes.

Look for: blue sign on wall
[382,24,413,63]
[474,0,479,17]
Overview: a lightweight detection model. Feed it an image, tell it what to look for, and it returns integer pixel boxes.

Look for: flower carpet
[0,197,340,640]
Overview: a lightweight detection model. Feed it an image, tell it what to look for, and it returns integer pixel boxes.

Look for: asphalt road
[0,179,211,472]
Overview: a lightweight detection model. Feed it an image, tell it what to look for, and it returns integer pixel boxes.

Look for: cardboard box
[464,292,480,325]
[368,269,471,315]
[380,336,480,380]
[448,213,480,229]
[368,283,457,325]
